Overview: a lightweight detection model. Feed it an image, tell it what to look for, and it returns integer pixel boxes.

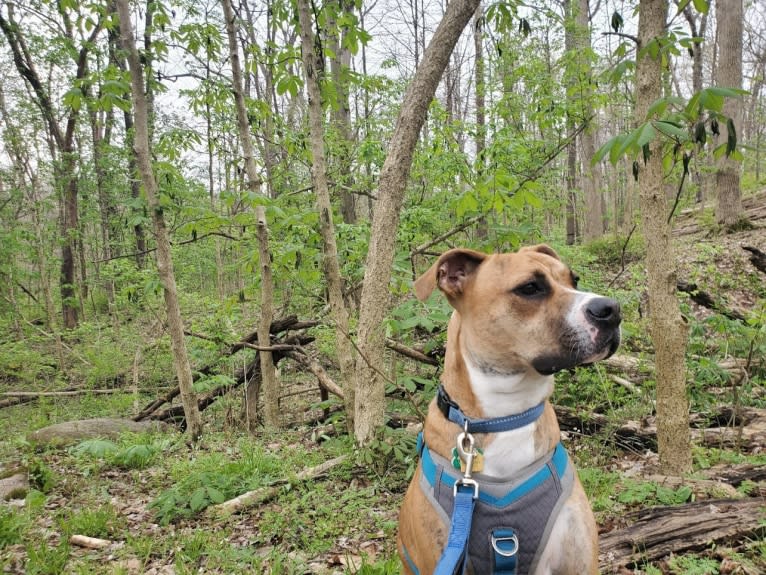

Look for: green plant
[57,504,123,539]
[71,434,173,470]
[27,457,55,493]
[357,427,418,481]
[0,507,26,548]
[25,540,70,575]
[618,479,693,507]
[668,554,720,574]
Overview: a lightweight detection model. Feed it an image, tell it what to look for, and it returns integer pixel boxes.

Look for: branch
[208,455,348,516]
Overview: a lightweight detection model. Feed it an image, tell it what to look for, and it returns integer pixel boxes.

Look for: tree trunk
[221,0,279,429]
[473,2,488,240]
[352,0,482,445]
[635,0,692,475]
[117,0,203,440]
[714,0,745,229]
[329,0,357,225]
[296,0,357,432]
[255,206,279,429]
[575,0,604,241]
[221,0,262,199]
[0,6,100,329]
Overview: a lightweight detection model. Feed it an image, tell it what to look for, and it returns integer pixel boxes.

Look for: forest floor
[2,195,766,575]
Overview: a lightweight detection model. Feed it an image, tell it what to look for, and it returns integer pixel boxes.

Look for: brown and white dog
[398,245,621,575]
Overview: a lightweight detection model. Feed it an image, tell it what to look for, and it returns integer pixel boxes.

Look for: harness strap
[491,528,519,575]
[436,385,545,434]
[434,483,476,575]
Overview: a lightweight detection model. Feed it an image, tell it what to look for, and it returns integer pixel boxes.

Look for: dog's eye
[514,281,546,297]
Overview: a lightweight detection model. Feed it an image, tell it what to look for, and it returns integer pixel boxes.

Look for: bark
[564,0,579,245]
[714,0,745,228]
[108,13,146,267]
[255,206,279,429]
[575,0,604,240]
[117,0,203,440]
[599,498,766,571]
[296,0,357,432]
[473,2,488,240]
[221,0,262,198]
[635,0,692,474]
[353,0,481,445]
[328,0,357,224]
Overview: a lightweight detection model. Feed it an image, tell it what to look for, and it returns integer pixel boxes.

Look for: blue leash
[434,481,477,575]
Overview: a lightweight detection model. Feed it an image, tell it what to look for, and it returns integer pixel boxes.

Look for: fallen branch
[385,338,440,366]
[2,389,126,397]
[599,498,766,571]
[69,535,113,549]
[284,349,344,399]
[209,454,348,516]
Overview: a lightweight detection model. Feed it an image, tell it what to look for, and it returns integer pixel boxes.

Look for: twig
[607,224,637,289]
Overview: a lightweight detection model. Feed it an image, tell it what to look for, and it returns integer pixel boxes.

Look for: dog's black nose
[585,297,621,328]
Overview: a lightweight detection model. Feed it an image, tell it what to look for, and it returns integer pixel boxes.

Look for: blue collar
[436,385,546,434]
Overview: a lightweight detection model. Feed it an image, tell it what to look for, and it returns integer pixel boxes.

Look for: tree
[296,0,357,430]
[116,0,203,440]
[714,0,745,228]
[353,0,482,445]
[0,3,104,329]
[221,0,279,429]
[634,0,692,475]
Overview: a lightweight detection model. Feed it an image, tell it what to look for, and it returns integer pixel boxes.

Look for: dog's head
[414,245,621,376]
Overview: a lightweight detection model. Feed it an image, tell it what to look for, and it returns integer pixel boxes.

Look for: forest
[0,0,765,572]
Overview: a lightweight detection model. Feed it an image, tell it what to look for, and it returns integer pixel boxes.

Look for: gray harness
[417,438,575,574]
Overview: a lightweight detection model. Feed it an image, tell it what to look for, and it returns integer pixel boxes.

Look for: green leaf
[189,488,208,512]
[206,487,225,505]
[654,120,688,141]
[691,0,709,14]
[636,123,656,148]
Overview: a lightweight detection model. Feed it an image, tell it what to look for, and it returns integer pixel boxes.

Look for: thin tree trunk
[221,0,279,431]
[255,206,279,429]
[576,0,604,240]
[296,0,357,432]
[117,0,203,440]
[474,2,488,240]
[353,0,481,445]
[635,0,691,475]
[329,0,357,224]
[714,0,745,229]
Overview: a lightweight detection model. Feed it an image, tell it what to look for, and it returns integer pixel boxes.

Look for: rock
[0,471,29,500]
[27,418,169,448]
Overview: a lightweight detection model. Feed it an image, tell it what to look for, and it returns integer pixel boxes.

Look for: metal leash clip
[454,422,479,499]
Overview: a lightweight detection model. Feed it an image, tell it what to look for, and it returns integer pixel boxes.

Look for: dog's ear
[521,244,560,261]
[414,249,487,301]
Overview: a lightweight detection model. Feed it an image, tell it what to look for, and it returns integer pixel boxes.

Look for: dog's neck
[432,320,560,479]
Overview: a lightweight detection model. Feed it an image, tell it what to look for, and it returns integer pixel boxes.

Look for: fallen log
[742,245,766,276]
[598,498,766,572]
[208,454,348,516]
[677,280,746,321]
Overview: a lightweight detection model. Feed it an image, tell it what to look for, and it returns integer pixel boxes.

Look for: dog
[398,245,621,575]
